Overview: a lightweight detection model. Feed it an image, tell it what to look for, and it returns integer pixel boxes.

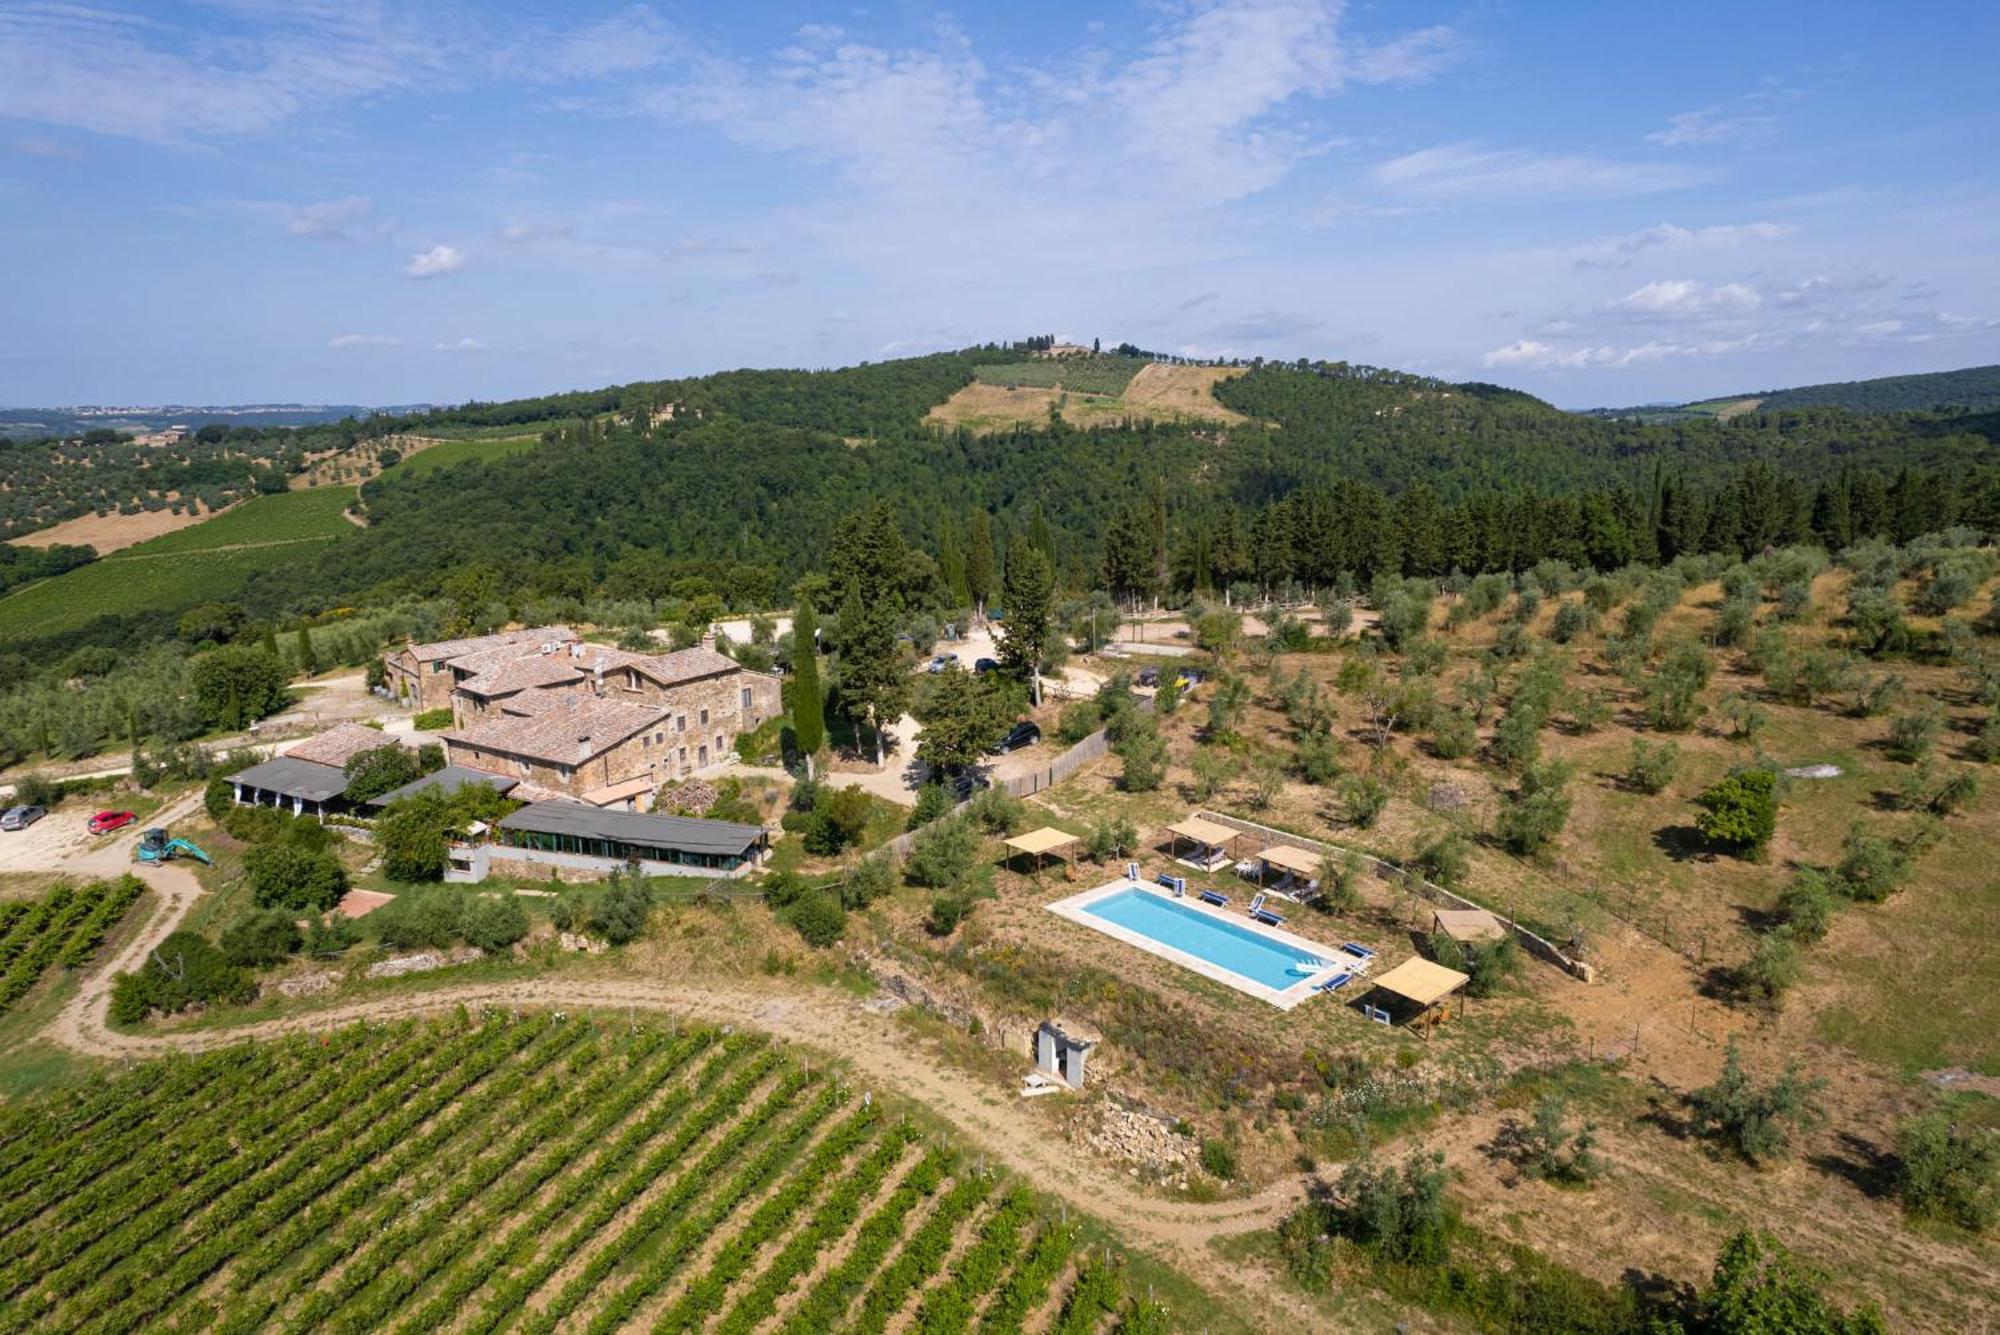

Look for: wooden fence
[1194,809,1595,982]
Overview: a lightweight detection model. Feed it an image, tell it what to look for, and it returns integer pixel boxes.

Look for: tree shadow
[1695,964,1746,1003]
[1652,824,1712,863]
[1808,1131,1899,1201]
[1622,1269,1699,1325]
[1733,902,1783,933]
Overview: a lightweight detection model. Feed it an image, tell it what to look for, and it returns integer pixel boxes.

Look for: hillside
[1589,362,2000,421]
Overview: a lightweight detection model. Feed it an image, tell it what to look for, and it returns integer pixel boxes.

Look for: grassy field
[930,363,1247,434]
[973,354,1148,397]
[393,432,544,476]
[0,488,355,638]
[0,1012,1186,1332]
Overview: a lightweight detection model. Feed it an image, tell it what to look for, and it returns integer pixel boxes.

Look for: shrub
[1776,869,1837,943]
[1698,1231,1887,1333]
[1694,769,1778,860]
[908,782,953,828]
[1831,825,1912,902]
[109,930,253,1022]
[244,843,349,913]
[341,742,427,803]
[304,913,361,957]
[1894,1112,1998,1231]
[1294,732,1342,784]
[1515,1094,1602,1186]
[12,772,58,808]
[1929,768,1981,816]
[804,784,873,855]
[1340,776,1388,828]
[1461,936,1519,998]
[1551,600,1593,644]
[1885,706,1942,764]
[965,785,1026,835]
[788,890,846,947]
[1114,717,1167,793]
[1687,1039,1824,1162]
[372,888,462,950]
[218,909,302,967]
[1413,834,1468,890]
[1490,706,1541,771]
[413,707,454,730]
[1085,816,1137,863]
[459,895,530,953]
[1199,1138,1238,1180]
[1055,700,1099,745]
[1428,708,1477,759]
[1327,1152,1451,1265]
[1497,762,1571,856]
[1732,929,1801,1008]
[1625,739,1679,794]
[925,893,970,936]
[203,774,235,820]
[589,875,653,944]
[905,814,978,889]
[840,854,896,909]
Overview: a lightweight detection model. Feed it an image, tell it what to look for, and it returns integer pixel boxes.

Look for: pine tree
[834,582,912,767]
[965,510,996,622]
[295,625,318,677]
[790,597,826,777]
[937,512,970,610]
[997,535,1055,705]
[261,623,280,660]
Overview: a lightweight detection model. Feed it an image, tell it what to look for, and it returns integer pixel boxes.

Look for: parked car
[88,809,137,836]
[989,721,1041,754]
[926,653,960,674]
[1135,667,1161,688]
[0,805,47,832]
[1174,668,1206,689]
[950,771,990,800]
[973,657,1000,674]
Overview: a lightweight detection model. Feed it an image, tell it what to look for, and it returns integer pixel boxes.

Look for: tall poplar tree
[790,597,826,777]
[295,626,317,676]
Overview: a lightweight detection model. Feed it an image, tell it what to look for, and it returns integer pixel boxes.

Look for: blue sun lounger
[1316,973,1355,993]
[1251,907,1285,926]
[1198,889,1229,907]
[1156,873,1187,896]
[1340,942,1376,961]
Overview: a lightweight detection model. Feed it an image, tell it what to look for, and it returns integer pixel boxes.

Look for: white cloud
[435,337,487,352]
[1608,279,1762,318]
[1482,335,1760,370]
[496,220,574,244]
[282,195,376,240]
[327,333,401,349]
[1647,108,1777,148]
[1373,142,1701,199]
[1569,220,1796,268]
[0,4,474,144]
[403,244,466,279]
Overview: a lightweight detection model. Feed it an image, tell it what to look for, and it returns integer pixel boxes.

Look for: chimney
[576,734,592,761]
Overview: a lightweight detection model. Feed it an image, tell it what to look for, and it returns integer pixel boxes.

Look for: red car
[88,810,136,836]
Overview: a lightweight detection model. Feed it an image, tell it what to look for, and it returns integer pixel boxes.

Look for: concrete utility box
[1035,1018,1098,1090]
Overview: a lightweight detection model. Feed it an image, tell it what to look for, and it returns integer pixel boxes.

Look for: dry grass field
[924,362,1250,434]
[11,497,222,554]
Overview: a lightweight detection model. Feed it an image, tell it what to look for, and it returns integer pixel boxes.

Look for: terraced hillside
[0,1011,1189,1332]
[0,488,356,640]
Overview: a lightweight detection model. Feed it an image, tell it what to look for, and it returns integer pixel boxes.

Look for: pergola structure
[1363,957,1470,1036]
[1431,908,1507,943]
[1003,826,1082,880]
[1164,816,1239,870]
[1255,843,1322,892]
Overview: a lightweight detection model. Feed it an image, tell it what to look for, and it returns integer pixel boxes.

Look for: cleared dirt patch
[925,383,1063,434]
[12,499,222,554]
[1122,362,1249,423]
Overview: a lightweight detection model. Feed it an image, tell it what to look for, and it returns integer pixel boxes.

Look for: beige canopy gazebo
[1257,843,1322,889]
[1165,816,1239,869]
[1004,827,1082,880]
[1365,957,1470,1036]
[1431,908,1507,943]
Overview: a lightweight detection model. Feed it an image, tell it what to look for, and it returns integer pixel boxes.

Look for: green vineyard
[0,1012,1178,1332]
[971,356,1148,397]
[0,877,145,1017]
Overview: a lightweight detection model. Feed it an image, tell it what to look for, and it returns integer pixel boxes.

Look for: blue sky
[1,1,1996,409]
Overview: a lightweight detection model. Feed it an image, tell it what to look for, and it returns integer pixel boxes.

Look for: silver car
[0,805,47,831]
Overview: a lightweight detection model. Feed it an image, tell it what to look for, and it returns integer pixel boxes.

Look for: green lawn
[394,433,544,477]
[0,488,356,638]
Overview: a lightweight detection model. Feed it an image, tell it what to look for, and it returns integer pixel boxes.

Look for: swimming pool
[1048,881,1347,1008]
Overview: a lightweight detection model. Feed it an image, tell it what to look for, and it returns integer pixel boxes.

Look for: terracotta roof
[630,646,742,686]
[285,723,403,769]
[404,625,576,664]
[444,695,668,766]
[458,654,586,698]
[582,775,660,807]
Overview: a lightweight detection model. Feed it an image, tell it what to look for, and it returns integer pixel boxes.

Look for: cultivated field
[391,431,543,477]
[11,501,221,556]
[927,363,1249,434]
[0,488,356,639]
[0,879,142,1018]
[0,1011,1179,1333]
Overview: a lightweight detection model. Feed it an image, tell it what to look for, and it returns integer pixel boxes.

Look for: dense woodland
[1756,362,2000,413]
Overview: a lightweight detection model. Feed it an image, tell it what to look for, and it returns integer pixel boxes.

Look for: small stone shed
[1035,1017,1100,1089]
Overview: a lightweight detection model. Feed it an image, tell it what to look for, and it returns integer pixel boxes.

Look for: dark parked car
[0,805,47,832]
[988,721,1041,754]
[1134,667,1161,688]
[950,771,990,800]
[926,653,960,674]
[974,657,1000,674]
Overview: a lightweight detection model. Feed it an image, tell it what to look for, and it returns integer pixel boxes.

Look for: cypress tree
[965,510,996,622]
[998,535,1055,705]
[791,597,825,777]
[261,623,280,659]
[295,625,318,676]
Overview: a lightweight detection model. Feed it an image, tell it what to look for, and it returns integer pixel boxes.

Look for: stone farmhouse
[390,630,783,808]
[382,626,579,711]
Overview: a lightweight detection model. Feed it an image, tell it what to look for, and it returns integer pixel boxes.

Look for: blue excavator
[135,827,211,865]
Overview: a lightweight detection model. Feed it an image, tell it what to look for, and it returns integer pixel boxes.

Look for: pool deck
[1046,878,1358,1010]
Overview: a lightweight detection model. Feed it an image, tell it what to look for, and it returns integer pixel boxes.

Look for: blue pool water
[1081,887,1323,991]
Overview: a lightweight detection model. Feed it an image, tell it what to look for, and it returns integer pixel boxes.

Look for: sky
[1,1,1996,410]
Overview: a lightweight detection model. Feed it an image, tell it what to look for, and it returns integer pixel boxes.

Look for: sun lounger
[1156,873,1187,896]
[1126,861,1140,882]
[1198,890,1228,907]
[1316,973,1355,993]
[1251,908,1285,926]
[1340,942,1376,960]
[1247,893,1265,915]
[1364,1003,1392,1026]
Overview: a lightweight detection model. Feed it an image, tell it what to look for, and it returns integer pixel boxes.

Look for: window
[698,745,708,765]
[740,687,753,710]
[715,734,724,755]
[677,715,686,733]
[679,747,688,765]
[699,707,709,726]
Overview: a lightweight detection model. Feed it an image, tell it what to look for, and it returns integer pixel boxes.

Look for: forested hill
[225,351,1999,612]
[1753,363,2000,413]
